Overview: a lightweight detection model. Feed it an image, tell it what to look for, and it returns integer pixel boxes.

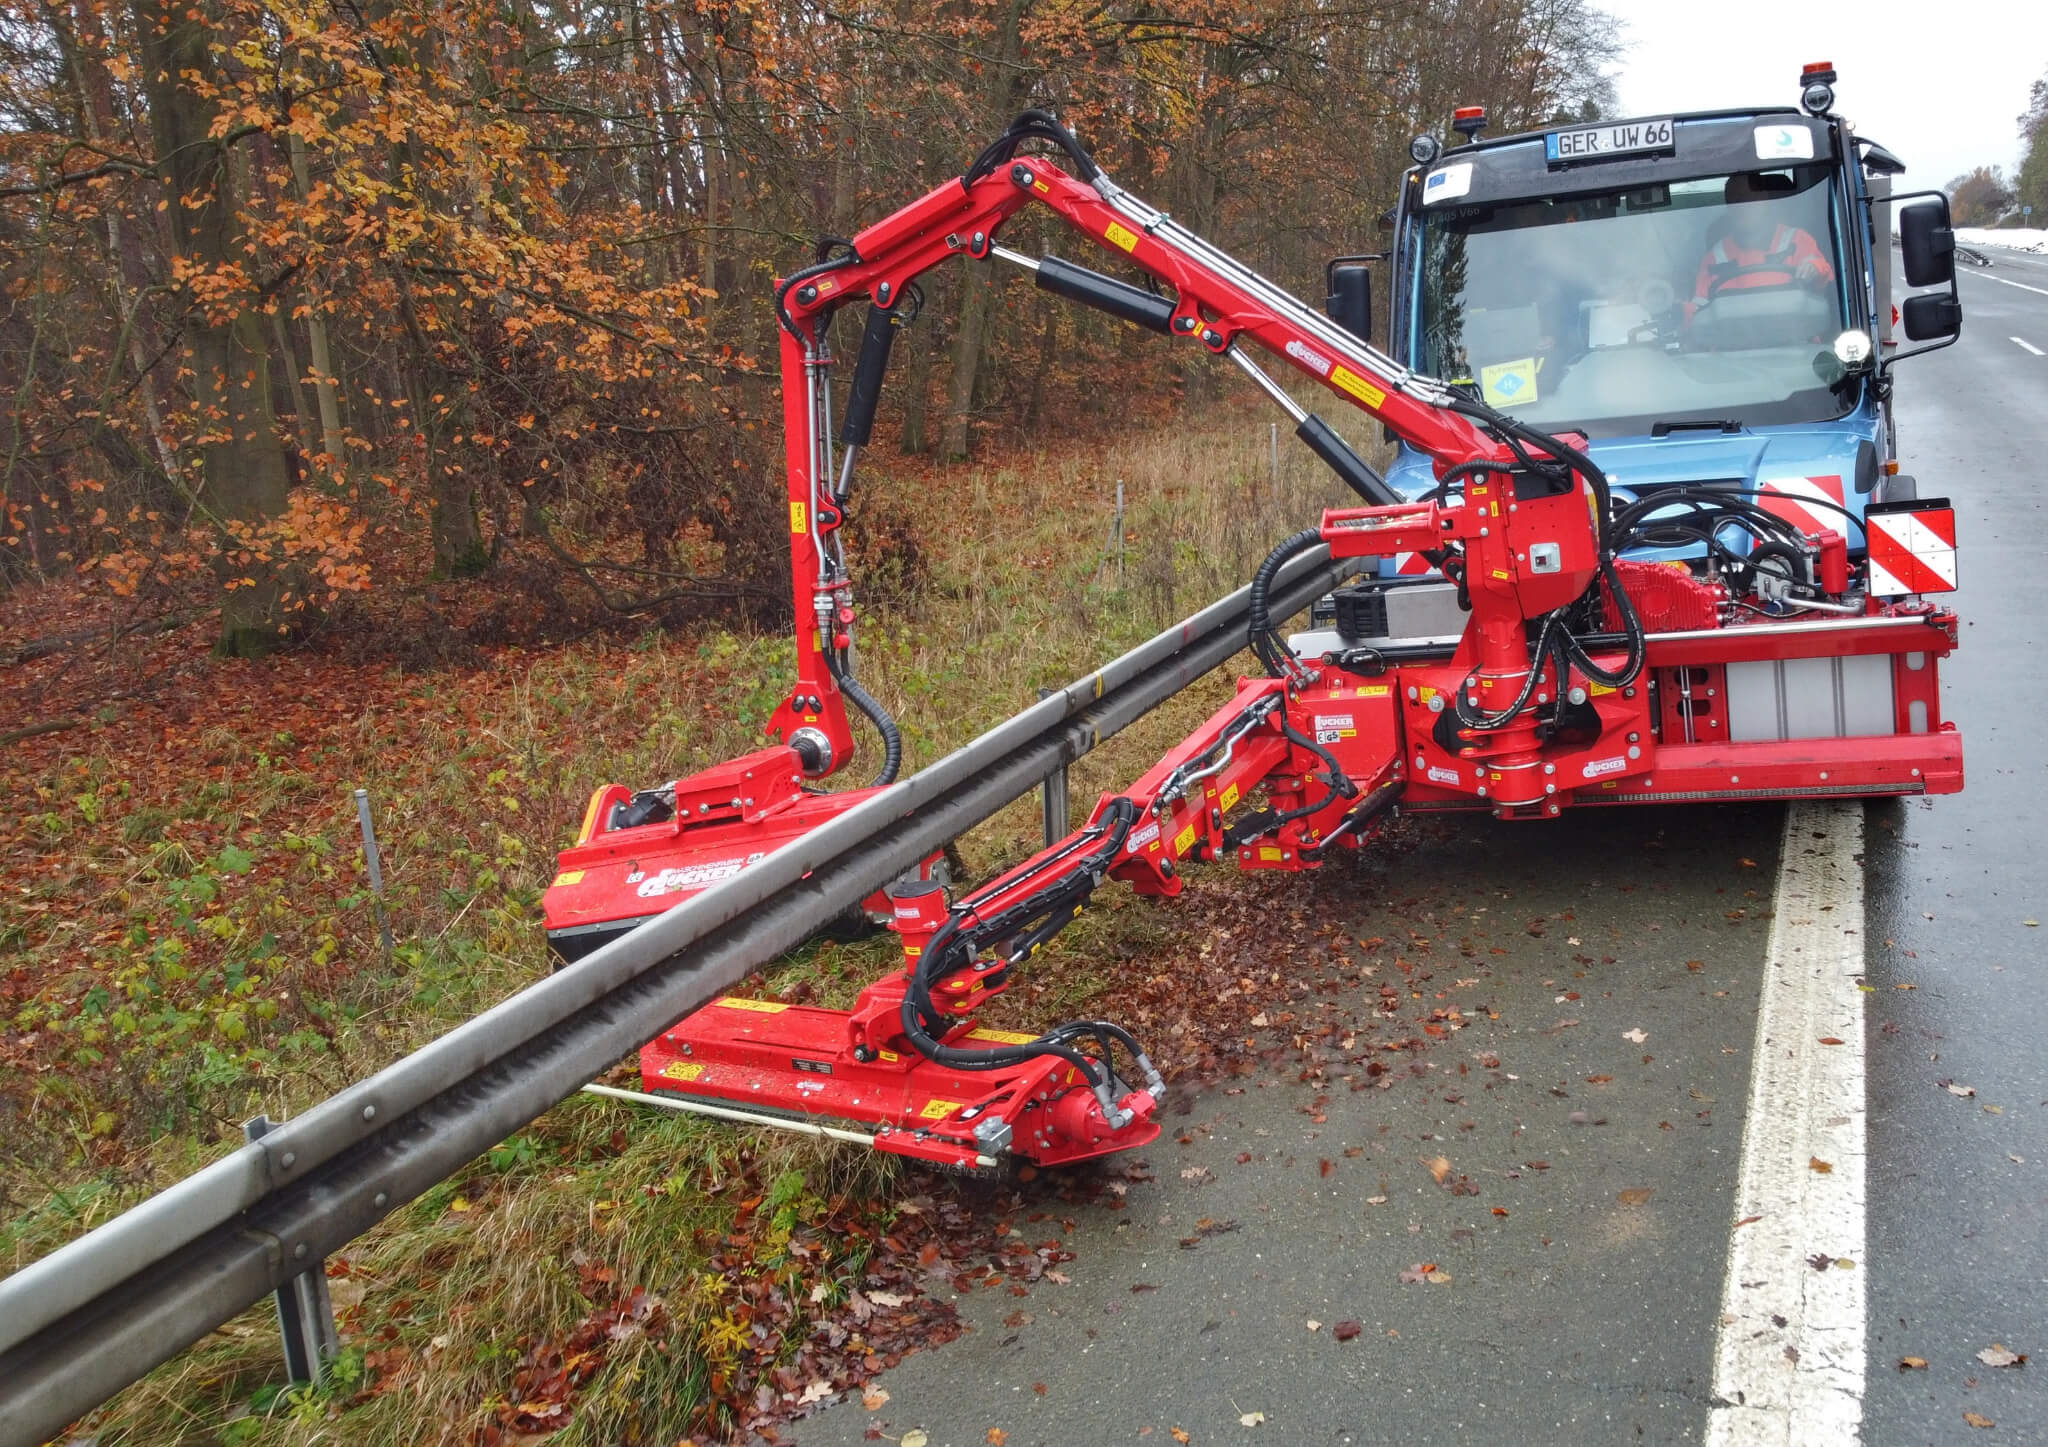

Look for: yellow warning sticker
[1174,822,1198,856]
[716,997,788,1013]
[1219,782,1240,812]
[1588,682,1616,697]
[920,1099,962,1120]
[660,1060,705,1082]
[1105,221,1141,253]
[1330,365,1388,409]
[790,500,807,535]
[1492,568,1512,580]
[815,278,836,295]
[967,1027,1039,1045]
[878,1049,901,1062]
[551,869,584,887]
[1259,846,1284,862]
[1357,684,1391,697]
[1033,179,1050,194]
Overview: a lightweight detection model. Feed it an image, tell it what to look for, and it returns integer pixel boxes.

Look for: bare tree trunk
[135,0,294,655]
[938,0,1029,461]
[286,134,347,473]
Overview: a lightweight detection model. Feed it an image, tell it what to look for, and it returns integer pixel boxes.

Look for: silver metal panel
[1840,653,1896,737]
[1721,656,1897,742]
[1782,657,1840,740]
[1385,581,1469,642]
[1725,661,1785,742]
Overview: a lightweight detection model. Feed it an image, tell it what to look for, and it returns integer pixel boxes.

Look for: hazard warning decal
[1865,500,1958,597]
[1758,474,1847,538]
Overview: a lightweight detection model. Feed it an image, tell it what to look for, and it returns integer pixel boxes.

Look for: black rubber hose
[825,650,902,787]
[1249,529,1326,678]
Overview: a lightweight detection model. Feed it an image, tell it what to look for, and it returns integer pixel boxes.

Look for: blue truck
[1313,63,1962,616]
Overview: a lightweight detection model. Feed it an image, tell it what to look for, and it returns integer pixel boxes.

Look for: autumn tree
[1947,165,2015,228]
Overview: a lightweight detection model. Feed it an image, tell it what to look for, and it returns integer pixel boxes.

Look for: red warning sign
[1866,505,1957,597]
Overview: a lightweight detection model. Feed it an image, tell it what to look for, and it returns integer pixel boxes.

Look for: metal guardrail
[0,545,1353,1447]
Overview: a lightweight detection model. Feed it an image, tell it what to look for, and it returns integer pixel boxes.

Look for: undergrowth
[0,407,1356,1444]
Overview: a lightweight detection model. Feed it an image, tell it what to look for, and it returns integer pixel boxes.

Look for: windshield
[1411,165,1852,438]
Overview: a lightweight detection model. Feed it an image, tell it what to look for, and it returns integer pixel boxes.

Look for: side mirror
[1899,199,1955,288]
[1326,256,1378,343]
[1902,292,1961,341]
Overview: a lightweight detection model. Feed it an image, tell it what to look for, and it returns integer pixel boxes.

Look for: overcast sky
[1602,1,2046,195]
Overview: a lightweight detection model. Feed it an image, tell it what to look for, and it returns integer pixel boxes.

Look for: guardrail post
[354,788,394,970]
[1037,689,1068,847]
[244,1115,339,1384]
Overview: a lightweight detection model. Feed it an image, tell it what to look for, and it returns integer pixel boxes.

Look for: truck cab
[1358,66,1960,574]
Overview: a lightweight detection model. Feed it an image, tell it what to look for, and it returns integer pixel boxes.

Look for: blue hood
[1383,410,1879,556]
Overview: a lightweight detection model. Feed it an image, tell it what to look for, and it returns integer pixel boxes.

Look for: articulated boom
[546,112,1962,1172]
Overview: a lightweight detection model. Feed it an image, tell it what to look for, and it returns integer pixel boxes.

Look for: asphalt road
[791,257,2047,1447]
[1861,246,2048,1443]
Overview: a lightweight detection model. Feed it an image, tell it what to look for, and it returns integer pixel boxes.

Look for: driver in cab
[1685,172,1834,321]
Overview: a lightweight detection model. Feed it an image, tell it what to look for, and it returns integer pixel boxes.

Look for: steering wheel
[1639,278,1676,314]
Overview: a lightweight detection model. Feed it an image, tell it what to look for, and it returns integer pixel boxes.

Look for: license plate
[1545,117,1674,164]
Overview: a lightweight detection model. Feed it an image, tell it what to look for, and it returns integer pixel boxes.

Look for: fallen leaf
[861,1385,890,1410]
[1687,960,1705,972]
[868,1291,907,1308]
[1426,1155,1452,1185]
[1810,1157,1833,1174]
[1964,1410,1995,1429]
[1425,1270,1452,1285]
[1180,1166,1210,1181]
[1899,1356,1928,1370]
[903,1433,931,1447]
[1622,1028,1648,1044]
[1945,1082,1977,1098]
[1978,1345,2026,1368]
[1398,1263,1438,1284]
[988,1430,1009,1445]
[1239,1411,1266,1426]
[1319,1159,1332,1178]
[448,1196,472,1213]
[1895,982,1918,990]
[1985,1104,2004,1115]
[798,1380,834,1404]
[1334,1320,1363,1341]
[1492,1207,1509,1217]
[1365,1195,1388,1205]
[1171,1429,1191,1444]
[2026,919,2039,928]
[1617,1188,1654,1207]
[1306,1319,1322,1332]
[1818,1037,1845,1046]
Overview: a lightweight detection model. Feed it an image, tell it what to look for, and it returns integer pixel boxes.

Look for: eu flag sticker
[1480,357,1539,409]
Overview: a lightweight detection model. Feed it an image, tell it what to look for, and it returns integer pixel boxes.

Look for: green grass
[0,406,1358,1444]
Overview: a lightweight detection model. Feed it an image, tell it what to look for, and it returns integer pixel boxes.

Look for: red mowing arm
[763,115,1522,784]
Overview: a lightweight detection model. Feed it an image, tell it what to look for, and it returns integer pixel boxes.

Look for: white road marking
[2012,336,2046,356]
[1966,271,2048,298]
[1705,801,1867,1446]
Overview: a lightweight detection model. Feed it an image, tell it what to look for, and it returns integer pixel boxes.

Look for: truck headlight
[1832,329,1873,366]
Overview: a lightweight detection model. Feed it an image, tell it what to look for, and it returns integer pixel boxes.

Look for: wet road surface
[790,257,2044,1447]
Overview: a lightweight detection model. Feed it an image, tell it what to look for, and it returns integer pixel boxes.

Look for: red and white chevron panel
[1392,551,1435,576]
[1758,473,1846,537]
[1866,506,1957,597]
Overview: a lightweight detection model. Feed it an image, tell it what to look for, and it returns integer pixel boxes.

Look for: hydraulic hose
[825,649,903,787]
[1249,529,1327,678]
[898,799,1141,1086]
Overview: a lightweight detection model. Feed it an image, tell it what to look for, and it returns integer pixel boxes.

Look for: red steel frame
[544,115,1962,1171]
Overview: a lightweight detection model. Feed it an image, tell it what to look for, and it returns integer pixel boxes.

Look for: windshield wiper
[1650,419,1744,437]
